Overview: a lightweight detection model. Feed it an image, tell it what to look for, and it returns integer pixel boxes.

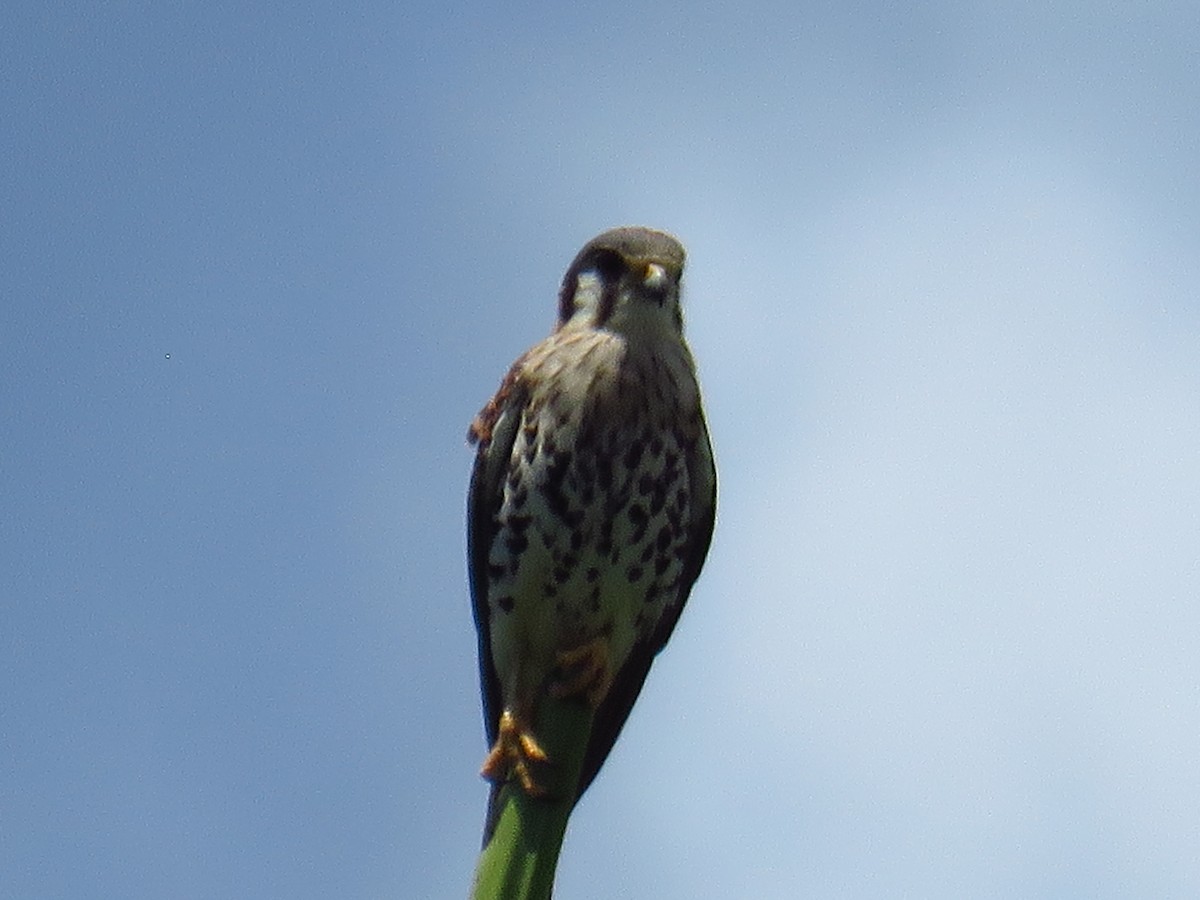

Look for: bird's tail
[481,782,504,847]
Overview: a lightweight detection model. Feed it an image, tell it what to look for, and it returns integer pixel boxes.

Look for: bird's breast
[485,334,698,664]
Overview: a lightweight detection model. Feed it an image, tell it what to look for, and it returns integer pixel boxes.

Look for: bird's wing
[467,367,528,746]
[575,413,717,798]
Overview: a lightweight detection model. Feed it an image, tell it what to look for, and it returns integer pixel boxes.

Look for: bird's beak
[643,262,669,291]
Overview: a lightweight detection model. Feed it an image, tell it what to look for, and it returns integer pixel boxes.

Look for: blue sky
[3,2,1198,897]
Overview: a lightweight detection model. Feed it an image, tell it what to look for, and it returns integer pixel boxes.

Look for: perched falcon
[467,226,716,837]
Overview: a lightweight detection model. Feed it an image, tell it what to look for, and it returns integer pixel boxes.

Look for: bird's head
[556,227,686,336]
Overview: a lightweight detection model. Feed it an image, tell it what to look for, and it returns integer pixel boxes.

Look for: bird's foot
[550,636,613,708]
[480,709,550,796]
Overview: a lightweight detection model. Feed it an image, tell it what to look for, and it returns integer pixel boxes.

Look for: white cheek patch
[572,270,606,320]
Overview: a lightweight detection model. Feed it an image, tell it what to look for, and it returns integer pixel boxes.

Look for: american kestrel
[467,226,716,838]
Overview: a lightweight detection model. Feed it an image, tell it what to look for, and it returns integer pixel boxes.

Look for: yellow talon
[480,709,549,796]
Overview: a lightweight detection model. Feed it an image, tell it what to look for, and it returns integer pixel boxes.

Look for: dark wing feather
[575,414,717,799]
[467,377,528,746]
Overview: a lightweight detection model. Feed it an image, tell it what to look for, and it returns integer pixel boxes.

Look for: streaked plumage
[467,226,716,839]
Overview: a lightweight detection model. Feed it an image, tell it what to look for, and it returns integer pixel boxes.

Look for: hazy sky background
[3,3,1198,897]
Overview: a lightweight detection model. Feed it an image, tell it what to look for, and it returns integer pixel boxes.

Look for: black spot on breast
[597,518,614,557]
[595,454,614,493]
[576,455,597,505]
[586,567,600,583]
[542,450,571,519]
[648,481,668,516]
[674,488,690,514]
[627,502,649,542]
[505,532,528,555]
[655,524,674,552]
[623,439,646,471]
[662,450,681,483]
[626,565,644,582]
[496,595,515,613]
